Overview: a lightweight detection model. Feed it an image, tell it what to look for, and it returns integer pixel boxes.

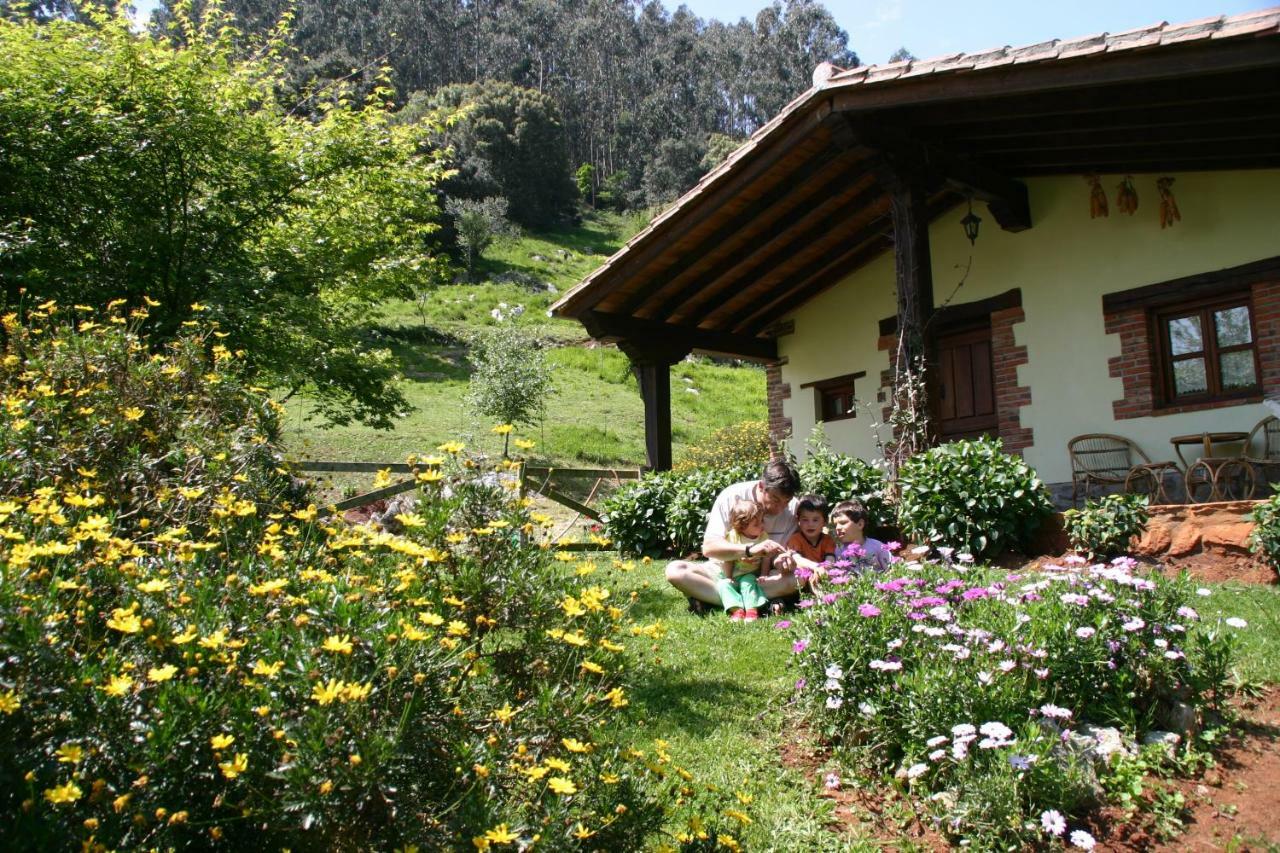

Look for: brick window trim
[765,359,792,450]
[1103,256,1280,421]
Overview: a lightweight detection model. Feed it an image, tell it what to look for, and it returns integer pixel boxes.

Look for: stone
[1141,730,1182,760]
[1167,523,1204,557]
[1201,522,1255,553]
[1135,520,1173,555]
[1077,724,1133,765]
[1156,700,1200,738]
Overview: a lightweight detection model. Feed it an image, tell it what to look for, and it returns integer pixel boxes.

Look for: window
[1156,295,1259,404]
[801,372,865,422]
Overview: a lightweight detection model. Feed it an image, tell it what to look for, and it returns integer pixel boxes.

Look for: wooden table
[1170,432,1252,502]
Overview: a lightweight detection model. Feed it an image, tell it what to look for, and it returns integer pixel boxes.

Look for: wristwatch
[744,543,753,558]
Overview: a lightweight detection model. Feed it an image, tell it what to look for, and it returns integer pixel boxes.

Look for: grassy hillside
[282,211,767,472]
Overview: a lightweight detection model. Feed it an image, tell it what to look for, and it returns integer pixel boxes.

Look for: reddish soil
[1090,688,1280,852]
[779,690,1280,850]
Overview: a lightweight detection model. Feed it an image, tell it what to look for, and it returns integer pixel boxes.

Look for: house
[552,9,1280,503]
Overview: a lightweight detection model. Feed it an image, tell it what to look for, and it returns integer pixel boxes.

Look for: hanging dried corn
[1116,176,1139,215]
[1085,174,1108,218]
[1157,177,1181,229]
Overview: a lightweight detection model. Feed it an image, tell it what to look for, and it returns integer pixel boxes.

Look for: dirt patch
[995,550,1276,586]
[778,723,948,850]
[1089,688,1280,852]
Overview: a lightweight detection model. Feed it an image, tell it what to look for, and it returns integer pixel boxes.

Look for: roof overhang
[552,10,1280,360]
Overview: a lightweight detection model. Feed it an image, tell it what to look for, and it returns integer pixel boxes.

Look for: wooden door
[934,325,997,440]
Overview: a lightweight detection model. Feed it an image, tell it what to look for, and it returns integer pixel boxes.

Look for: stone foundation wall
[1133,500,1256,559]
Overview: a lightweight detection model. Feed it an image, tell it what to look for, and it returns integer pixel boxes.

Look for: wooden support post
[885,175,935,365]
[618,340,688,472]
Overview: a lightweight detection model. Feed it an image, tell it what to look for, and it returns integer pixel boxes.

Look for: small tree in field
[465,324,553,454]
[446,196,514,275]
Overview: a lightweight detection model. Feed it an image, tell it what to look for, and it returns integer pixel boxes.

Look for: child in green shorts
[716,498,772,623]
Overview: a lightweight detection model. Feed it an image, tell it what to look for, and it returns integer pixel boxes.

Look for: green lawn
[281,211,766,473]
[592,558,1280,849]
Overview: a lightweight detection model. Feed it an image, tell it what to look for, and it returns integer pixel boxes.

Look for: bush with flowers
[0,304,721,850]
[789,544,1244,847]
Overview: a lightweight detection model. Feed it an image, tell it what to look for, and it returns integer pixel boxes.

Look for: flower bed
[789,547,1245,847]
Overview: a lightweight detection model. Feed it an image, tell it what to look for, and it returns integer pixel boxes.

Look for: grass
[282,210,766,473]
[587,557,1280,849]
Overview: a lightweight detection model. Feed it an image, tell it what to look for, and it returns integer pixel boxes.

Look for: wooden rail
[292,460,642,521]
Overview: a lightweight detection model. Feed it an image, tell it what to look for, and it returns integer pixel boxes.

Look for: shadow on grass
[630,672,773,739]
[360,323,473,382]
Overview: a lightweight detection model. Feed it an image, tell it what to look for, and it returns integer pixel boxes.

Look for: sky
[676,0,1270,65]
[129,1,1270,66]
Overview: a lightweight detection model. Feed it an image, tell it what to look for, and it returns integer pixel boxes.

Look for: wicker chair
[1067,434,1179,506]
[1244,415,1280,498]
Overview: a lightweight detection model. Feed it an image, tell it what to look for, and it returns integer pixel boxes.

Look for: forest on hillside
[10,0,860,216]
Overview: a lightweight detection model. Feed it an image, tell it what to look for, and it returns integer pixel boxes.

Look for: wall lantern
[960,198,982,245]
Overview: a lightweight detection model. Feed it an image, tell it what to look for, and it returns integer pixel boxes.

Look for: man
[665,459,803,609]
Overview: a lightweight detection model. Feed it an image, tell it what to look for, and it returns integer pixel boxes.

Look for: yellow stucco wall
[778,170,1280,485]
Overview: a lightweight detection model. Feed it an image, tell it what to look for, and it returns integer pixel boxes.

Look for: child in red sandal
[715,499,772,623]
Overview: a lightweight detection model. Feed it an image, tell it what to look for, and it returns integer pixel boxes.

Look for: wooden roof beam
[613,146,871,317]
[841,117,1031,232]
[581,310,777,363]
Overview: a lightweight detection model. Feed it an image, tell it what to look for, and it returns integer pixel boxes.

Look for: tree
[465,324,554,454]
[575,163,597,207]
[888,46,917,63]
[403,80,576,228]
[0,6,454,427]
[446,196,514,276]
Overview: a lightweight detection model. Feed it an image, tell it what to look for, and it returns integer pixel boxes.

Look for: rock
[1202,768,1223,787]
[1201,522,1254,553]
[372,493,417,534]
[1077,724,1134,765]
[1141,730,1181,760]
[343,498,388,526]
[1135,520,1173,556]
[1156,700,1200,738]
[1167,524,1203,557]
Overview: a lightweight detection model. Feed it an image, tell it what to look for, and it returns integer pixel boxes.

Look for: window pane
[1214,306,1252,347]
[1220,350,1258,390]
[1172,358,1207,396]
[1167,315,1202,356]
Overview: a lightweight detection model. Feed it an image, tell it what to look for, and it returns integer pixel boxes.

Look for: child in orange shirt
[787,494,837,565]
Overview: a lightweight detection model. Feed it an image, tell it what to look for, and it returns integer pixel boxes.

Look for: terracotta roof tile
[1057,33,1109,59]
[1011,39,1062,64]
[1214,8,1280,38]
[899,53,964,79]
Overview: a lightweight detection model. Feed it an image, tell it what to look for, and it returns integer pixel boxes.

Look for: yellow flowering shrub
[0,312,718,849]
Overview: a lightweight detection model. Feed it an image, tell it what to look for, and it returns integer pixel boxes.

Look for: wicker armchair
[1067,433,1178,506]
[1245,415,1280,497]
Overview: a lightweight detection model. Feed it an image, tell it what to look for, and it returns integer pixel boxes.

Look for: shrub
[896,437,1053,558]
[0,311,709,850]
[673,420,772,473]
[790,553,1243,848]
[1064,494,1150,559]
[604,463,760,557]
[602,470,682,557]
[465,324,555,444]
[796,427,888,529]
[1249,490,1280,577]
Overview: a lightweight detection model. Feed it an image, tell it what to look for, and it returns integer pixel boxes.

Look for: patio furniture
[1172,431,1253,503]
[1067,434,1178,506]
[1244,415,1280,497]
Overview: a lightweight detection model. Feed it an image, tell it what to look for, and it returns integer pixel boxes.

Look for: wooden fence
[292,460,641,547]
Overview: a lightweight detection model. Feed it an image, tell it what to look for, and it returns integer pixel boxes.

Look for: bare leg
[758,571,805,600]
[664,559,724,605]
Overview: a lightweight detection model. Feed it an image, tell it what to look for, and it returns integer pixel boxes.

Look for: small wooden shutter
[935,325,997,440]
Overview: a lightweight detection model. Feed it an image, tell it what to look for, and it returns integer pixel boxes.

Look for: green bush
[791,554,1243,848]
[0,311,707,850]
[897,437,1053,558]
[1249,489,1280,577]
[602,470,681,557]
[673,420,772,473]
[796,428,888,528]
[1064,494,1150,559]
[604,463,758,558]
